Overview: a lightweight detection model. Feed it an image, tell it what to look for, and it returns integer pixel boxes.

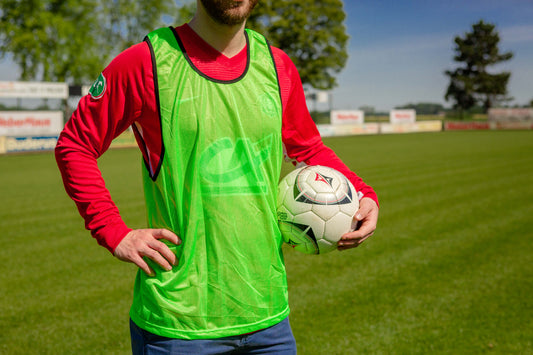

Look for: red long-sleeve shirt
[55,24,378,253]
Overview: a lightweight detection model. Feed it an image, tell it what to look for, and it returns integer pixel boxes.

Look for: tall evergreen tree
[445,20,513,115]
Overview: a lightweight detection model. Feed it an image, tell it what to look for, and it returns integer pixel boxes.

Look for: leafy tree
[175,0,350,89]
[99,0,179,50]
[0,0,96,82]
[0,0,178,83]
[445,20,513,116]
[0,0,348,90]
[247,0,349,90]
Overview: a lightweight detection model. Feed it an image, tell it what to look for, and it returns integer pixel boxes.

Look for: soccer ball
[277,165,359,254]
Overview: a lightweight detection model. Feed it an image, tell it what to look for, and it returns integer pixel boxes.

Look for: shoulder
[96,41,153,103]
[104,42,151,78]
[269,45,303,97]
[270,46,298,73]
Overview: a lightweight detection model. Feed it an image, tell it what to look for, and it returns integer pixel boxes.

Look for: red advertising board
[444,122,490,131]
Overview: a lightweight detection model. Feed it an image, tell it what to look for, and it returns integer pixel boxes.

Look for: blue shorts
[130,317,297,354]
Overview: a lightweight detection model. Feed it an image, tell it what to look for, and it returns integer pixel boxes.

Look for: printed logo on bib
[199,135,273,195]
[259,92,279,118]
[89,73,107,99]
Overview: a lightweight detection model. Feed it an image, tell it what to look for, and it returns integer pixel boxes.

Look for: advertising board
[0,81,68,99]
[380,121,442,134]
[390,109,416,124]
[0,111,64,136]
[330,110,365,125]
[4,136,58,153]
[444,122,490,131]
[493,121,533,130]
[488,108,533,122]
[317,123,379,137]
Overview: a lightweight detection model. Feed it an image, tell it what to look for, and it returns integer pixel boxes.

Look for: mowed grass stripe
[289,131,533,354]
[0,151,138,354]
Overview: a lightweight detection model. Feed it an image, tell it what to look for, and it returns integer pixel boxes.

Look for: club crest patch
[89,73,107,99]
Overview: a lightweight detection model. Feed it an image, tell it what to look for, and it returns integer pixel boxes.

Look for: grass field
[1,130,532,354]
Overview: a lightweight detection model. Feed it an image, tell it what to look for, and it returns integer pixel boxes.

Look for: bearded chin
[200,0,258,26]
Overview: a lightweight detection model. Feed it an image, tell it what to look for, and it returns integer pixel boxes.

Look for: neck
[189,8,247,58]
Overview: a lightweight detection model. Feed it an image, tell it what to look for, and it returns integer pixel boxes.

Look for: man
[55,0,379,353]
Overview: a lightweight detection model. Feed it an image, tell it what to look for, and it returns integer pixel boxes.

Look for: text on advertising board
[0,111,63,136]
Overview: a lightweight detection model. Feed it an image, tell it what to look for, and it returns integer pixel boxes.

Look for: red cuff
[360,190,379,209]
[92,221,132,254]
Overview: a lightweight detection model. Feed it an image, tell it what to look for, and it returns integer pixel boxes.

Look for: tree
[175,0,350,90]
[247,0,349,90]
[0,0,178,84]
[0,0,95,82]
[1,0,348,90]
[445,20,513,116]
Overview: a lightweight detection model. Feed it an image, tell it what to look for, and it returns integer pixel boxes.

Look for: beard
[199,0,259,26]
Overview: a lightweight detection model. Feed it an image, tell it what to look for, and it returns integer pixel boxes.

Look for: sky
[330,0,533,111]
[1,0,532,111]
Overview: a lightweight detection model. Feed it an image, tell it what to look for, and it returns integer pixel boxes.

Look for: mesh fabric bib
[129,27,288,339]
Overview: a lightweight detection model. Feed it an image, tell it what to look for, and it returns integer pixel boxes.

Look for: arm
[55,55,138,252]
[55,42,179,273]
[273,48,379,250]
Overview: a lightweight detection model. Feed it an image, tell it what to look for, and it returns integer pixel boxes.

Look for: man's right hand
[114,229,181,276]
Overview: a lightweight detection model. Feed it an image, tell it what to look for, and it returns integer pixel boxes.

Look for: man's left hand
[337,197,379,251]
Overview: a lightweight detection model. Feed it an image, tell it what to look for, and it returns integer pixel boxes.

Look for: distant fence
[317,120,443,137]
[317,119,533,138]
[317,108,532,137]
[1,81,532,154]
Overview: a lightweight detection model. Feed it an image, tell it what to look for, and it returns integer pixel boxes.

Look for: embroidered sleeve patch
[89,73,107,99]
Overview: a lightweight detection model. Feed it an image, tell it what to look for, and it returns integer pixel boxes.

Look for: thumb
[355,198,375,221]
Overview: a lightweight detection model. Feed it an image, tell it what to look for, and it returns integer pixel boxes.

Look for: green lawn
[1,130,532,354]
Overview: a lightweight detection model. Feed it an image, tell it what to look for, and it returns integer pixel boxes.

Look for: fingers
[154,228,181,245]
[337,228,375,251]
[127,251,155,277]
[114,229,181,276]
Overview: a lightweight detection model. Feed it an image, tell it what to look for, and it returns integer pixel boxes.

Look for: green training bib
[130,27,289,339]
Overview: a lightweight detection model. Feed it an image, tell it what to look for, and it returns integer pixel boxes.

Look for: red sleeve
[55,42,156,253]
[272,47,379,207]
[56,34,377,255]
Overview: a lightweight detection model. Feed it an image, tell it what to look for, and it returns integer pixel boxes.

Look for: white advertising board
[0,111,64,136]
[330,110,365,125]
[380,121,441,134]
[4,136,58,153]
[390,109,416,124]
[82,85,91,96]
[488,108,533,122]
[316,91,330,103]
[0,81,68,99]
[317,123,379,137]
